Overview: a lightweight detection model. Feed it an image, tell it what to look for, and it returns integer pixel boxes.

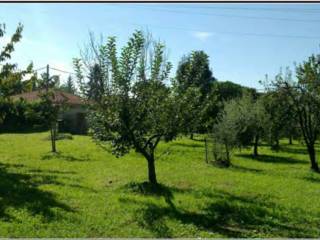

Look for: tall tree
[174,51,215,137]
[87,63,104,101]
[271,57,320,172]
[262,72,297,149]
[59,75,76,94]
[175,51,214,96]
[74,30,178,184]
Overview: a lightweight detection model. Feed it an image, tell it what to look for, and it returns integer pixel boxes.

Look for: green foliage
[262,70,298,148]
[0,99,47,132]
[212,93,269,164]
[174,86,203,137]
[211,81,245,102]
[175,50,214,95]
[59,75,76,94]
[174,50,216,135]
[74,30,179,184]
[0,23,34,98]
[270,54,320,172]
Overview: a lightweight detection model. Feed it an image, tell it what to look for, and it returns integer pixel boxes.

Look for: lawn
[0,132,320,237]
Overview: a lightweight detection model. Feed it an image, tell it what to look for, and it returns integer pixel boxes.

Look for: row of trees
[2,23,320,184]
[212,60,320,173]
[72,30,270,184]
[73,30,320,183]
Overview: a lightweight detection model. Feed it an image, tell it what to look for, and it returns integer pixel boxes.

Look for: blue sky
[0,3,320,89]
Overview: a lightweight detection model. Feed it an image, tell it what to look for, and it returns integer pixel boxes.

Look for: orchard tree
[74,30,178,184]
[214,93,268,158]
[271,57,320,172]
[38,90,61,152]
[262,71,297,149]
[211,100,240,166]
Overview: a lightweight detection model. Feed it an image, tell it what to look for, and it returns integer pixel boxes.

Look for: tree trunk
[147,155,157,184]
[275,138,279,149]
[190,133,194,140]
[307,144,319,172]
[253,134,259,158]
[50,122,56,153]
[289,135,293,145]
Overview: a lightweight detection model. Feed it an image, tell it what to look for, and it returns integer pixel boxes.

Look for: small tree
[74,31,178,184]
[211,108,238,166]
[38,90,61,152]
[213,93,268,161]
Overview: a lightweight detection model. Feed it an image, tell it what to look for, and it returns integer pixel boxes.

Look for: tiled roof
[10,89,85,106]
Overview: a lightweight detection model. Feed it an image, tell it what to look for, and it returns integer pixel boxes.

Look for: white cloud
[192,31,213,42]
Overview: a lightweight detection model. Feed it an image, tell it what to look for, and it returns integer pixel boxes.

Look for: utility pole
[46,64,57,153]
[46,64,49,91]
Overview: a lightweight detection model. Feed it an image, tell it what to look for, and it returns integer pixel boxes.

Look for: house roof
[10,89,85,106]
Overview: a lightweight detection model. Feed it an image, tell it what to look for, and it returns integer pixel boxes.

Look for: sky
[0,3,320,89]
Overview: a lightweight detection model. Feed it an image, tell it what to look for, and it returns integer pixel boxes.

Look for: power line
[33,66,47,72]
[116,5,320,23]
[50,67,75,75]
[32,66,76,75]
[130,21,320,40]
[158,5,320,14]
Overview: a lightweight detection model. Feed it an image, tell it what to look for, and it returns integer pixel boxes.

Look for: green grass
[0,132,320,237]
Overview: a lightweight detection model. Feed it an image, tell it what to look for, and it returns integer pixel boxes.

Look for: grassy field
[0,132,320,237]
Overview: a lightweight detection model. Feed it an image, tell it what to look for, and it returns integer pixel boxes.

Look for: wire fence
[205,136,231,167]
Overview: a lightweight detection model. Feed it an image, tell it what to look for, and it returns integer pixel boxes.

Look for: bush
[0,99,47,133]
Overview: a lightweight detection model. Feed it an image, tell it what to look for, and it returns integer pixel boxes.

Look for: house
[10,90,88,134]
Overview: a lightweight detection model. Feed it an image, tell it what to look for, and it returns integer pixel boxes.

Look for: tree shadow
[41,152,90,162]
[302,175,320,184]
[27,169,96,193]
[171,142,203,148]
[237,154,304,164]
[0,163,74,222]
[121,188,315,237]
[122,182,181,208]
[28,169,77,175]
[231,165,264,174]
[279,146,308,155]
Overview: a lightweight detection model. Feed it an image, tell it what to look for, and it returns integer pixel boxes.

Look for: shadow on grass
[41,152,90,162]
[237,154,304,164]
[171,142,204,148]
[120,185,315,237]
[231,165,264,174]
[302,175,320,184]
[27,169,97,193]
[28,169,77,175]
[279,146,308,155]
[0,162,74,222]
[122,182,185,208]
